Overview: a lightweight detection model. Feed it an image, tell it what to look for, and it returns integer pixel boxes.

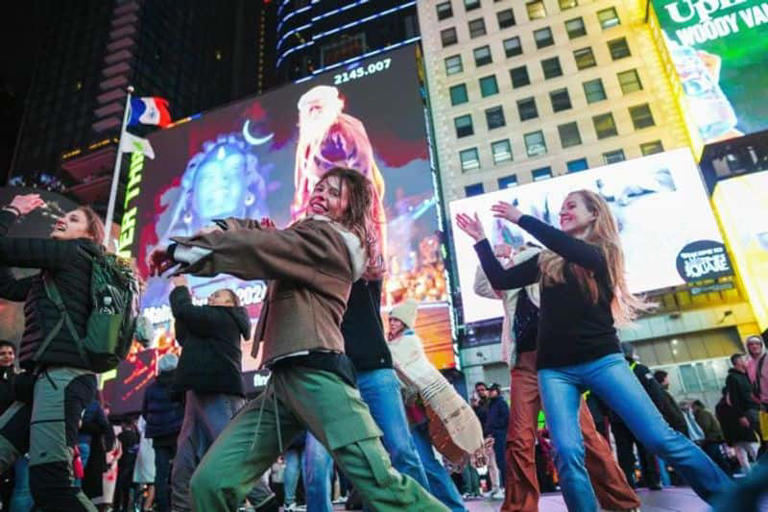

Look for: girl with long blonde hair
[457,190,731,510]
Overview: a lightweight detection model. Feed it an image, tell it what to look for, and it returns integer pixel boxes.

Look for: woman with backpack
[0,193,107,512]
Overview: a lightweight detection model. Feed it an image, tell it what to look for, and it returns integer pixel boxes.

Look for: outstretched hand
[490,201,523,224]
[148,246,176,276]
[8,194,45,215]
[455,213,486,242]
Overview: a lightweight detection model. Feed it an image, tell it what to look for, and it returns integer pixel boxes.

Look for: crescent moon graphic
[242,120,274,146]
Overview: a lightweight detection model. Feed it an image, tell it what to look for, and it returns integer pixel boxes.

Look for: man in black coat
[725,353,760,432]
[485,383,510,492]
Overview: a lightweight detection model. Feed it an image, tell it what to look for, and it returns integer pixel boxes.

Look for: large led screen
[118,45,454,371]
[713,171,768,331]
[652,0,768,143]
[449,149,725,324]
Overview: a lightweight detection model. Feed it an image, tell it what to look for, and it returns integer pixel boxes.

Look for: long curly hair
[538,190,651,325]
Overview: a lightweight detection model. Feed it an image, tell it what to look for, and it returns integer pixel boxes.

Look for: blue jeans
[411,423,466,512]
[284,448,302,505]
[539,353,732,511]
[303,369,429,511]
[10,455,33,512]
[303,434,335,512]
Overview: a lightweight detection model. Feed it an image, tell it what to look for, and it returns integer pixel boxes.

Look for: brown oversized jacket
[171,216,365,367]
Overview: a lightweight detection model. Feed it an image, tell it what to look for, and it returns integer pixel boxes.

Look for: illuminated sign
[117,151,145,258]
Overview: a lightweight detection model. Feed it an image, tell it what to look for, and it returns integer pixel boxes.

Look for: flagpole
[104,85,134,251]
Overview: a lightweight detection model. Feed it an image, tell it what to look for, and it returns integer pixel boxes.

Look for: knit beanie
[158,353,179,373]
[389,299,419,330]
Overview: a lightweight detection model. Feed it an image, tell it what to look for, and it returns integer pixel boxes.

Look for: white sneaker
[490,488,505,500]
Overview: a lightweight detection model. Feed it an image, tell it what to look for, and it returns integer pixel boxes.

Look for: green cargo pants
[190,367,448,512]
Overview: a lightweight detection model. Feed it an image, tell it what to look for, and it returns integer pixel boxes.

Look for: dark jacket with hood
[485,395,510,437]
[142,369,184,439]
[0,209,98,370]
[725,368,758,416]
[170,286,249,396]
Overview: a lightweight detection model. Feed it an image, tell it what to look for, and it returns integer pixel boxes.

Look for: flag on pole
[119,132,156,159]
[128,97,171,127]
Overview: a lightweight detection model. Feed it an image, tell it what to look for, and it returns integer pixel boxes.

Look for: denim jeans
[10,455,33,512]
[411,423,466,512]
[303,433,335,512]
[538,353,732,511]
[284,448,302,505]
[303,369,430,511]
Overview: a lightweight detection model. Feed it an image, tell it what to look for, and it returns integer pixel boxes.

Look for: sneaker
[490,488,505,500]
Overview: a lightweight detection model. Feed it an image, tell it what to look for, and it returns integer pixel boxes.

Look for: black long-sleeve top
[474,215,620,369]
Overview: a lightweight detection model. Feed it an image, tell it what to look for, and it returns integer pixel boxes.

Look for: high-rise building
[276,0,420,82]
[9,0,277,213]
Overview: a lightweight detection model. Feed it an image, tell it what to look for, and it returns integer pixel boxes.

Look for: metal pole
[104,85,134,251]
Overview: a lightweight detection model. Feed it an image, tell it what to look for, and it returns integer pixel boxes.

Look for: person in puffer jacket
[0,194,105,512]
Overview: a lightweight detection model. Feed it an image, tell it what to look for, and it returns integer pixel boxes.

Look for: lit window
[524,131,547,157]
[503,37,522,57]
[486,106,506,129]
[479,75,499,97]
[492,140,513,164]
[608,37,631,60]
[526,0,546,20]
[618,69,643,93]
[558,122,581,147]
[567,158,589,172]
[441,27,458,47]
[510,66,530,88]
[455,115,474,138]
[532,166,553,181]
[534,27,554,48]
[550,88,572,112]
[583,78,606,103]
[445,55,463,75]
[469,18,487,38]
[498,174,518,188]
[437,2,453,20]
[541,57,562,79]
[629,103,655,129]
[603,149,626,164]
[565,17,586,39]
[517,97,538,121]
[574,47,596,69]
[460,148,481,172]
[474,45,493,66]
[559,0,578,9]
[498,9,516,29]
[598,7,620,29]
[465,183,484,196]
[450,84,469,105]
[640,140,664,155]
[593,112,618,139]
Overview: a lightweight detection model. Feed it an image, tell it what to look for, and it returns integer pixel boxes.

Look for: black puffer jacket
[142,370,184,439]
[0,210,98,370]
[171,286,250,396]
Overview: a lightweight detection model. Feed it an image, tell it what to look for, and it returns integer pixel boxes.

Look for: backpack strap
[36,273,91,367]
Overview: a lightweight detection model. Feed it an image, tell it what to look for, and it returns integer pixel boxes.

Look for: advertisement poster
[713,170,768,330]
[652,0,768,142]
[449,149,727,324]
[118,44,454,374]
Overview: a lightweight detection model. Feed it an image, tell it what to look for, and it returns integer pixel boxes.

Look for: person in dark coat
[485,383,510,489]
[0,340,16,509]
[114,418,140,512]
[725,353,760,432]
[652,370,690,437]
[81,398,115,501]
[142,353,184,512]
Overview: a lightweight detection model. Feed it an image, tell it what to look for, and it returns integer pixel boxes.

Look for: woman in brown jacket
[149,167,446,512]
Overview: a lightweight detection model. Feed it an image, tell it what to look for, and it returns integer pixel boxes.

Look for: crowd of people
[0,167,766,512]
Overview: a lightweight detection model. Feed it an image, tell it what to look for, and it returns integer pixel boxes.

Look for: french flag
[128,97,171,127]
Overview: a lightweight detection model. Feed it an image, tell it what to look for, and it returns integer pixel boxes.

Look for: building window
[574,47,597,69]
[618,69,643,94]
[532,166,553,181]
[486,106,506,129]
[498,9,516,28]
[465,0,481,11]
[460,148,481,172]
[630,103,655,129]
[558,122,582,147]
[524,130,547,157]
[445,55,463,75]
[608,37,631,60]
[450,84,469,105]
[550,88,572,112]
[565,17,586,38]
[479,75,499,97]
[641,140,664,155]
[441,27,458,47]
[598,7,620,29]
[492,139,513,164]
[503,37,522,57]
[498,174,518,188]
[526,0,546,20]
[510,66,530,88]
[534,27,554,48]
[455,114,474,138]
[469,18,487,38]
[603,149,626,164]
[465,183,484,196]
[593,112,618,139]
[559,0,578,9]
[541,57,563,79]
[474,45,493,66]
[567,158,589,172]
[437,2,453,20]
[517,97,538,121]
[583,78,606,103]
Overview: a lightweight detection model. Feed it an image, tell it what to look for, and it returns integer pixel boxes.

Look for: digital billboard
[117,44,455,372]
[713,171,768,331]
[449,149,727,324]
[651,0,768,144]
